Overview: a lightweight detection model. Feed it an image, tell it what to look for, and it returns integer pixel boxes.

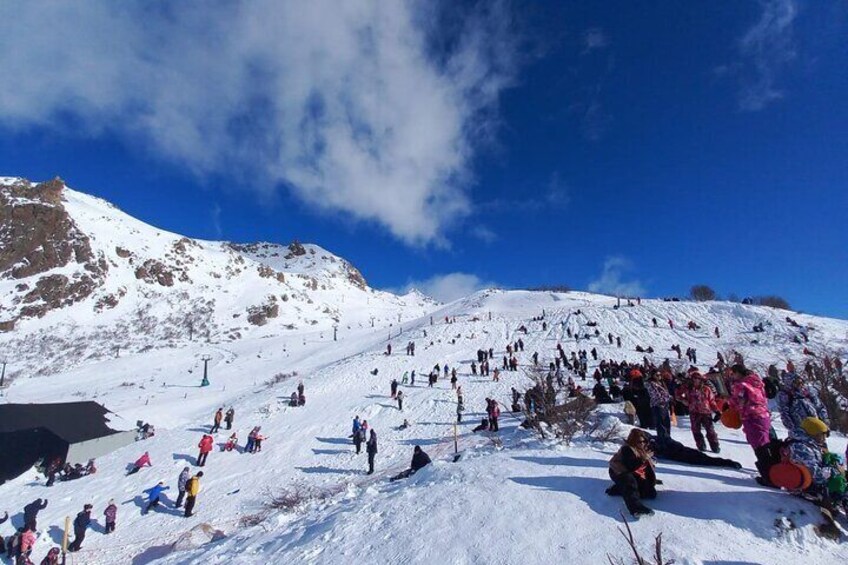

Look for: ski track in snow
[1,290,847,564]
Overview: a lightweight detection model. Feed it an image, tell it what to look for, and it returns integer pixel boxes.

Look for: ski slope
[1,290,848,564]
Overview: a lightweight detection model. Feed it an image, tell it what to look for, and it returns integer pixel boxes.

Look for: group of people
[0,498,95,563]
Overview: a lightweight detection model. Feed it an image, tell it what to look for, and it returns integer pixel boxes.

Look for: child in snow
[366,430,378,475]
[253,429,266,453]
[127,452,152,475]
[788,417,847,504]
[728,364,775,485]
[607,429,657,517]
[224,433,238,452]
[104,500,117,533]
[142,482,170,514]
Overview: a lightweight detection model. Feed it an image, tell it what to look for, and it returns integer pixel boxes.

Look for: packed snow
[2,287,848,564]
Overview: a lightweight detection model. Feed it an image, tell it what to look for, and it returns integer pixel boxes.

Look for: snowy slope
[0,177,436,378]
[1,287,847,564]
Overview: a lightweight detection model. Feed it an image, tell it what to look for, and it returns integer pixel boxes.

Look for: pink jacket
[134,453,151,468]
[730,373,770,421]
[21,529,36,553]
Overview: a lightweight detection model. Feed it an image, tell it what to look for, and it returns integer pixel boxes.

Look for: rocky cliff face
[0,177,436,375]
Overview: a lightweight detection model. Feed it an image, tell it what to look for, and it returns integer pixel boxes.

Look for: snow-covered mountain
[0,177,436,377]
[3,176,848,564]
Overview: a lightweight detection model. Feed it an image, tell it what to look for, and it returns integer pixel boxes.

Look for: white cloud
[582,28,609,54]
[0,1,517,245]
[733,0,798,111]
[470,225,498,243]
[587,256,645,297]
[395,272,495,303]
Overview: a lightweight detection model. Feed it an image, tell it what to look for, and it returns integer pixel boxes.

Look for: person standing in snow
[197,434,214,466]
[19,526,36,562]
[396,390,404,411]
[253,429,266,452]
[127,452,152,475]
[245,427,258,453]
[103,500,117,533]
[184,472,203,517]
[142,481,170,514]
[390,378,398,399]
[211,408,223,433]
[176,467,191,508]
[777,370,828,439]
[67,504,92,552]
[606,429,657,517]
[224,407,235,430]
[366,429,378,475]
[646,373,672,445]
[353,424,364,454]
[22,499,47,531]
[675,372,721,452]
[728,364,775,485]
[351,416,361,438]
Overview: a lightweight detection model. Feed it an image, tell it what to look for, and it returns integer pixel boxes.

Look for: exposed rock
[0,320,15,332]
[115,247,132,258]
[285,239,307,259]
[20,273,99,318]
[247,298,280,326]
[135,259,175,287]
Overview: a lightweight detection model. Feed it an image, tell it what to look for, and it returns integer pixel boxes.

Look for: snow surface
[2,287,848,564]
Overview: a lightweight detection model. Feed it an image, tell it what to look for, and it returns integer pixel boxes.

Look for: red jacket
[198,435,214,454]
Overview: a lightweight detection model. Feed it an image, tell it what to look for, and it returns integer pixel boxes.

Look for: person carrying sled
[211,408,223,433]
[675,372,722,452]
[197,434,214,466]
[606,429,657,517]
[142,482,170,514]
[778,370,828,440]
[104,500,117,533]
[184,472,203,517]
[390,446,432,481]
[67,504,92,552]
[787,418,847,506]
[127,452,152,475]
[728,364,775,485]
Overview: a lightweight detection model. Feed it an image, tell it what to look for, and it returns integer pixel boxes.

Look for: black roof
[0,401,122,444]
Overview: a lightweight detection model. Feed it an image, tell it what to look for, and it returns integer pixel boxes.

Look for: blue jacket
[778,373,828,440]
[143,484,170,502]
[352,418,361,434]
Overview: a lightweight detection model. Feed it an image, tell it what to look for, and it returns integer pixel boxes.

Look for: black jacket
[73,510,91,530]
[410,450,432,472]
[366,433,378,454]
[24,499,48,521]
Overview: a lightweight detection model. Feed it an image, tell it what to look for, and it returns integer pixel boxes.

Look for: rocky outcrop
[135,259,176,287]
[285,239,307,259]
[247,298,280,326]
[0,178,97,280]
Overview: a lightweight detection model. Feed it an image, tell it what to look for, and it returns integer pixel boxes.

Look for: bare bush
[265,371,297,387]
[801,351,848,434]
[607,511,675,565]
[265,483,333,513]
[754,295,791,310]
[522,367,598,445]
[689,285,716,302]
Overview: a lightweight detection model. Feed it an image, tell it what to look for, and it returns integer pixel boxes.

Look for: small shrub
[689,285,716,302]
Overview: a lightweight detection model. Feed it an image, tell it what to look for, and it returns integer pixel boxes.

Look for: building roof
[0,401,125,444]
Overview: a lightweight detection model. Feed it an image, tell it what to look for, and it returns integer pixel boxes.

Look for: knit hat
[800,417,828,437]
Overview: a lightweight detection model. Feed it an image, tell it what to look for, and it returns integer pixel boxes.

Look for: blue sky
[1,1,846,318]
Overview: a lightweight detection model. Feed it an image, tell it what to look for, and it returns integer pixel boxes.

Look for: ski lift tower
[200,355,212,387]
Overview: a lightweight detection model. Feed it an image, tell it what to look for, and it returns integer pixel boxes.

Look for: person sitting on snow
[390,446,432,481]
[606,429,657,517]
[472,418,490,432]
[127,452,151,475]
[788,418,846,506]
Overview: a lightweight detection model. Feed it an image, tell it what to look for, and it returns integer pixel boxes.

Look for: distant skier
[104,499,117,533]
[142,482,170,514]
[172,468,190,509]
[127,452,152,475]
[197,434,214,466]
[67,504,92,552]
[366,430,378,475]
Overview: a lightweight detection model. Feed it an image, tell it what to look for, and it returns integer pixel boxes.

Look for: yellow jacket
[187,476,201,496]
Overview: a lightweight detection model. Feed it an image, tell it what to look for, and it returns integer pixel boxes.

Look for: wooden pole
[62,515,70,561]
